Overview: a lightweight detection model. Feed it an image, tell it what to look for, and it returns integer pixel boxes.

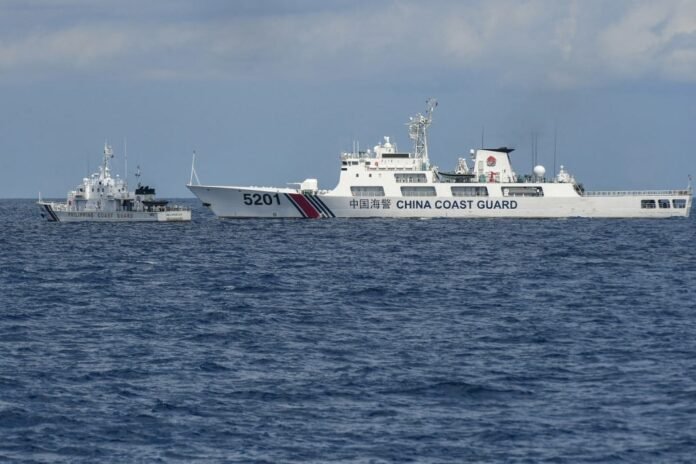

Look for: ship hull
[38,202,191,222]
[188,185,692,219]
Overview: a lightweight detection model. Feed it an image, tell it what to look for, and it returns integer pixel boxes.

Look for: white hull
[38,202,191,222]
[186,102,692,220]
[39,143,192,223]
[188,185,692,219]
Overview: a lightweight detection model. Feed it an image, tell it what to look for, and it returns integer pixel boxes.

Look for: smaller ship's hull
[38,202,191,222]
[188,185,692,219]
[39,143,192,223]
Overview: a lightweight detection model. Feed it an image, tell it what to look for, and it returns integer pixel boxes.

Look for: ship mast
[408,98,437,166]
[101,142,114,179]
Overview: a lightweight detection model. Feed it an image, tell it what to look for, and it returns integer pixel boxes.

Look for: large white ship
[188,100,692,219]
[38,144,191,222]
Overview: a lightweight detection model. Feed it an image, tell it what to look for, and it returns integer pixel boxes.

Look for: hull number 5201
[243,193,281,206]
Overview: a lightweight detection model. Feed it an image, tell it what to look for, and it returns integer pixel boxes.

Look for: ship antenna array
[124,138,128,184]
[102,142,114,178]
[408,98,437,163]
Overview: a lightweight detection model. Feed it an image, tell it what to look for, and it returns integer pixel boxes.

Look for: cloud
[0,26,132,71]
[1,0,695,86]
[598,0,696,81]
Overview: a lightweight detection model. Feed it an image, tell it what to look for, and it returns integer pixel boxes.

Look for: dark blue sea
[1,198,695,463]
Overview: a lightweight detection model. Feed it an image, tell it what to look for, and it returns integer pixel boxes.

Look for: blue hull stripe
[304,195,329,217]
[304,195,330,218]
[316,197,336,217]
[44,204,60,222]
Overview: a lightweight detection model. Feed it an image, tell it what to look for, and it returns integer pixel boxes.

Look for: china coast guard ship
[188,100,692,219]
[38,144,191,222]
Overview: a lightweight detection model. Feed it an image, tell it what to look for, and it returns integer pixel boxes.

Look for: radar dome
[533,165,546,177]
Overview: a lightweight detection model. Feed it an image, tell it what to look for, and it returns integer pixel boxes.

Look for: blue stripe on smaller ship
[44,204,60,222]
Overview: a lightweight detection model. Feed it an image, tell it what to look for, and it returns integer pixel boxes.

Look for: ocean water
[1,198,695,463]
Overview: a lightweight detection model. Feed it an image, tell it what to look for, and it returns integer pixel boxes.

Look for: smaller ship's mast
[101,142,114,179]
[124,138,128,186]
[408,98,437,165]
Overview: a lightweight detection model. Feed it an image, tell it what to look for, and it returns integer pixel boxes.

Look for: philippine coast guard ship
[38,144,191,222]
[188,100,692,219]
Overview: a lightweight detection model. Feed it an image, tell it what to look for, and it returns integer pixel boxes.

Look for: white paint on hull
[188,185,692,219]
[39,202,191,222]
[186,101,692,220]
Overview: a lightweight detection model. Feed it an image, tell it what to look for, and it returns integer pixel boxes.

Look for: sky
[1,0,695,198]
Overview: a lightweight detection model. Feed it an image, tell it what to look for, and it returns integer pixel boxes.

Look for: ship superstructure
[188,101,692,219]
[38,143,191,222]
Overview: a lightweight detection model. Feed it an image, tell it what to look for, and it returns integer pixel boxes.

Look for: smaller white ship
[38,143,191,222]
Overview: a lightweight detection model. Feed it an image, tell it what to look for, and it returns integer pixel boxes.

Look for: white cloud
[0,0,695,86]
[598,0,696,81]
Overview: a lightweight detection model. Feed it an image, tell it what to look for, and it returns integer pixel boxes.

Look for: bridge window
[502,186,544,197]
[395,173,427,183]
[673,199,687,208]
[451,186,488,197]
[401,186,436,196]
[350,186,385,197]
[658,199,671,209]
[641,200,656,209]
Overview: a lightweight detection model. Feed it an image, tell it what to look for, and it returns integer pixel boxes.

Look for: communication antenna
[553,124,557,178]
[407,98,438,164]
[135,164,141,187]
[102,141,114,178]
[530,132,547,181]
[530,131,540,172]
[124,137,128,184]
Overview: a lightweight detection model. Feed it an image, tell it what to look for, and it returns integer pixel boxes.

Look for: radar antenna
[407,98,437,165]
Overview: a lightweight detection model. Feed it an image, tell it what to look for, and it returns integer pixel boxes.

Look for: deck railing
[583,189,691,197]
[43,202,190,212]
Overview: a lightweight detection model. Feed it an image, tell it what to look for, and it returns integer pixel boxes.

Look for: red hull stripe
[289,193,321,219]
[284,193,307,218]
